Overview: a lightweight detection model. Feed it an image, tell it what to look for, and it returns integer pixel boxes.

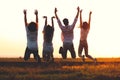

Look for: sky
[0,0,120,58]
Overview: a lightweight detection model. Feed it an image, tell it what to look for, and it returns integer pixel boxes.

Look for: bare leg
[84,46,96,63]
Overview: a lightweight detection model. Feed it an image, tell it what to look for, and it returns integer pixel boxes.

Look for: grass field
[0,58,120,80]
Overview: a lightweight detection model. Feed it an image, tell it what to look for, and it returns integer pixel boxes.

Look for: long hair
[44,25,54,42]
[28,22,37,32]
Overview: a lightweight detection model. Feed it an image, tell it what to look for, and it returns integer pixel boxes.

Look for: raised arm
[75,6,80,19]
[51,16,55,28]
[54,8,59,20]
[35,10,38,29]
[43,16,47,26]
[88,11,92,29]
[43,16,47,33]
[23,9,27,27]
[54,7,63,28]
[80,10,82,28]
[71,7,80,29]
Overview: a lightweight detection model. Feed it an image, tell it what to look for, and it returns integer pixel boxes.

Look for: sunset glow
[0,0,120,58]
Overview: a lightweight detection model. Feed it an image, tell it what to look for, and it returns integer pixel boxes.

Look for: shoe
[59,47,63,54]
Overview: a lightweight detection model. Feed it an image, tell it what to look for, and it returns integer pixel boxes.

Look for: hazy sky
[0,0,120,58]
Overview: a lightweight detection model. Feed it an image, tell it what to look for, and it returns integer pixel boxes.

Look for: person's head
[63,18,69,26]
[28,22,37,32]
[45,25,53,34]
[82,22,88,30]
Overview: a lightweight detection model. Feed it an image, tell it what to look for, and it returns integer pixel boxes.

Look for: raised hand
[80,9,82,13]
[35,10,38,15]
[90,11,92,15]
[23,9,27,15]
[77,6,80,12]
[43,16,47,18]
[52,16,55,19]
[55,8,58,13]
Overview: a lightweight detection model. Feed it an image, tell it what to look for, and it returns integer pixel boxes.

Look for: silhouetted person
[42,16,55,62]
[78,10,96,63]
[23,9,41,62]
[54,7,79,59]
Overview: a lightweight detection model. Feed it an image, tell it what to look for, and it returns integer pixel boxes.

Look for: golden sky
[0,0,120,58]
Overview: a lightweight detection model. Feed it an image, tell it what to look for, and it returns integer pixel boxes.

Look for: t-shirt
[26,27,38,50]
[57,18,78,43]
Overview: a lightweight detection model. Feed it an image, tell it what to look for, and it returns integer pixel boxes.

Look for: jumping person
[54,7,80,59]
[42,16,55,62]
[23,9,41,62]
[78,10,96,63]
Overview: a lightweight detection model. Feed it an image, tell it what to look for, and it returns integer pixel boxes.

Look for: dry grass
[0,58,120,80]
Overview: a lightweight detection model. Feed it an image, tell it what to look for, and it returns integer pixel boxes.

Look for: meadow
[0,58,120,80]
